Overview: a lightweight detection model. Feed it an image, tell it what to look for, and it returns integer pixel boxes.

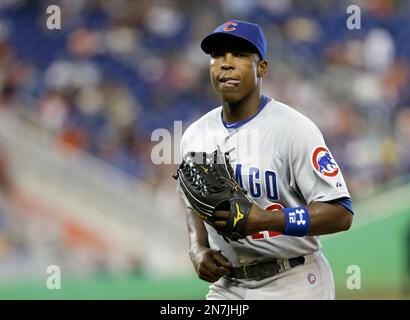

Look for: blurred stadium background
[0,0,409,299]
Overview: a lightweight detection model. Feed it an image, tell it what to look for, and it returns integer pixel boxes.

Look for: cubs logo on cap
[200,20,267,60]
[311,146,339,177]
[223,20,238,32]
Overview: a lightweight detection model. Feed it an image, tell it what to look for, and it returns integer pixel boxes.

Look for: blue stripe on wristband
[283,206,310,237]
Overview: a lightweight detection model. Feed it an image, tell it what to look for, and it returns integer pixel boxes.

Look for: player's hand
[214,203,265,235]
[189,247,232,283]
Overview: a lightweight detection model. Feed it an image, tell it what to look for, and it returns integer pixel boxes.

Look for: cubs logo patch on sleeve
[311,146,340,177]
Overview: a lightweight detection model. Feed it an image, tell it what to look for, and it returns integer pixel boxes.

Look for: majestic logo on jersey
[312,146,339,177]
[223,21,238,32]
[233,202,244,227]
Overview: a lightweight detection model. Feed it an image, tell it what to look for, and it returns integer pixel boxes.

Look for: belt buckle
[242,262,258,279]
[247,259,280,280]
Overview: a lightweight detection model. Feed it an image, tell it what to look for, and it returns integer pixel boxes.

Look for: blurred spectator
[37,90,69,133]
[395,108,410,173]
[0,145,11,194]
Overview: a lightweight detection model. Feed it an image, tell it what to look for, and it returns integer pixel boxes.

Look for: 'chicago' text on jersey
[234,164,279,201]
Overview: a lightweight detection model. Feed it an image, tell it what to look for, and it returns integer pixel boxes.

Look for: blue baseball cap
[201,20,267,60]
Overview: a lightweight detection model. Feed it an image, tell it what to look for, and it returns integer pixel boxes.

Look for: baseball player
[177,20,354,300]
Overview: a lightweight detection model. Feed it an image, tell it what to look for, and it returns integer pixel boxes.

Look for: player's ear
[257,60,268,77]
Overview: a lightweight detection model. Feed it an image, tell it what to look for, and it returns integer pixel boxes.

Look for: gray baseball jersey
[177,98,350,267]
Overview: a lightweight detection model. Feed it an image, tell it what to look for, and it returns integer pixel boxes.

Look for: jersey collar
[221,95,270,129]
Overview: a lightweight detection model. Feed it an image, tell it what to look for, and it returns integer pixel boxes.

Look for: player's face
[209,43,266,103]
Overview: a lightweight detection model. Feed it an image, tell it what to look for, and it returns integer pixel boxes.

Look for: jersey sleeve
[288,118,351,204]
[176,131,194,210]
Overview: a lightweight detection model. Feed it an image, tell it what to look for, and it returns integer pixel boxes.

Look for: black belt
[229,256,305,280]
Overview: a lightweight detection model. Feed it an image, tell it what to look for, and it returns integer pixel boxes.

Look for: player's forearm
[248,202,352,236]
[304,202,353,235]
[186,209,210,254]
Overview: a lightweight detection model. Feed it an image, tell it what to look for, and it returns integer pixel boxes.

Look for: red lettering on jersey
[251,232,265,240]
